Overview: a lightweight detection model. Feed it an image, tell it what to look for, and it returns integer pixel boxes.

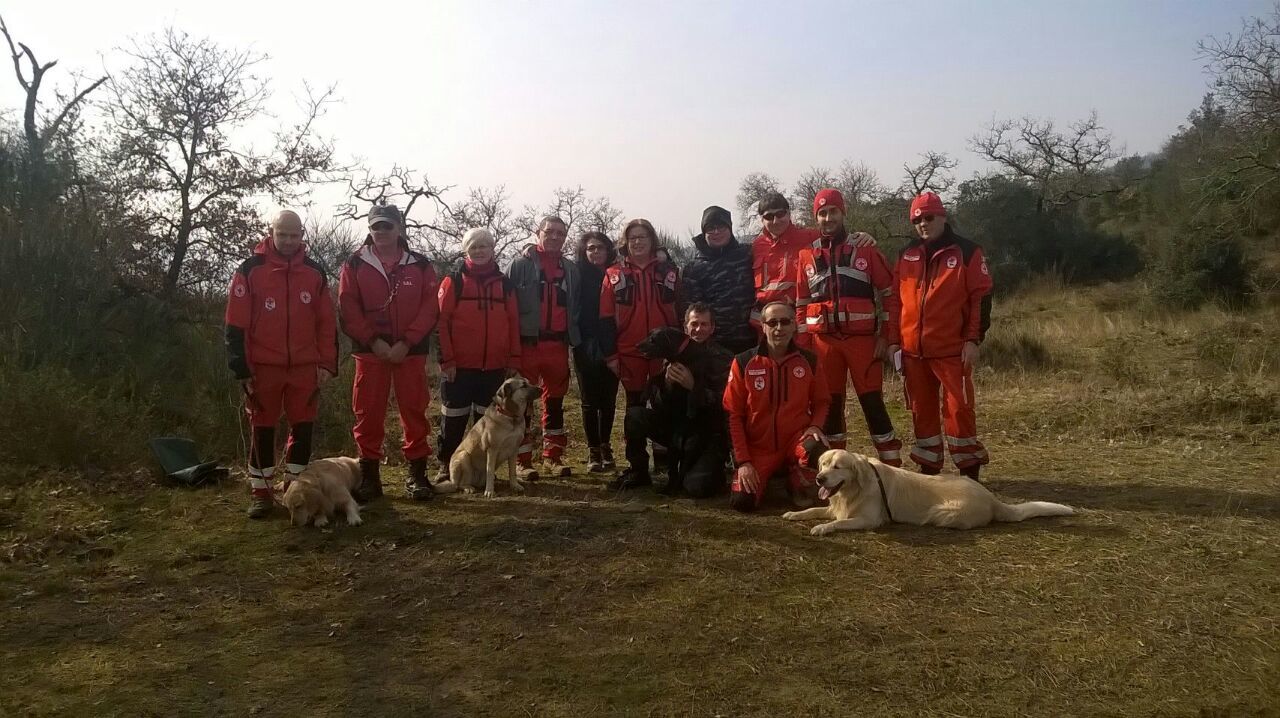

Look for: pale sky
[3,0,1271,239]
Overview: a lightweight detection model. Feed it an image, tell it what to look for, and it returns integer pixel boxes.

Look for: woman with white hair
[435,228,522,482]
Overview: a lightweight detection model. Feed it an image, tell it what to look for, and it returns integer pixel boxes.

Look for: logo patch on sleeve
[792,365,806,378]
[854,257,868,271]
[234,283,246,298]
[264,297,276,311]
[946,256,958,269]
[300,290,312,304]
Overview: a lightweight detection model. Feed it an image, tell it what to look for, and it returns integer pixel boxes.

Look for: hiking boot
[608,467,652,491]
[353,458,383,503]
[961,466,984,483]
[600,446,617,471]
[546,457,572,478]
[247,490,273,519]
[587,447,606,474]
[517,460,540,482]
[407,458,434,501]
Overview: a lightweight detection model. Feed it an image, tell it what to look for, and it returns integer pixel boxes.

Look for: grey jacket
[507,244,582,347]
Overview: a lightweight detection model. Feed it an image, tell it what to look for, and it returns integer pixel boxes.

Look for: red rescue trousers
[902,354,989,471]
[352,354,432,462]
[814,334,902,465]
[519,340,570,461]
[244,363,319,491]
[730,436,820,509]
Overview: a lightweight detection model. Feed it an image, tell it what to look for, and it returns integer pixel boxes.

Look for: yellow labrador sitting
[281,457,363,528]
[433,376,541,498]
[784,450,1074,536]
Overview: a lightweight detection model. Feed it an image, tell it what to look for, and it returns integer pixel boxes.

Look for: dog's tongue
[818,485,831,501]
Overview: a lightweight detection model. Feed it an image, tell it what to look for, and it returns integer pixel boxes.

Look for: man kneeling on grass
[722,301,830,512]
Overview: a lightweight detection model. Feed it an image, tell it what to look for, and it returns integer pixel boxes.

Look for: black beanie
[701,205,732,232]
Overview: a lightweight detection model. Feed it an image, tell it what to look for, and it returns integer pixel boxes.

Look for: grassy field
[2,281,1278,717]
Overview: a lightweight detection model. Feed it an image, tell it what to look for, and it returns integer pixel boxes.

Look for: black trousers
[439,368,506,466]
[574,349,619,448]
[627,397,729,497]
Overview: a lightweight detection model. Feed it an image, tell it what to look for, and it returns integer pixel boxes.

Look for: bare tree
[969,112,1120,212]
[793,161,885,226]
[735,171,785,235]
[515,185,624,254]
[901,150,959,196]
[0,14,105,168]
[1198,6,1280,209]
[104,28,340,295]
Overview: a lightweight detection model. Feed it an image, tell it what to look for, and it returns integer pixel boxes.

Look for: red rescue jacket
[796,228,900,342]
[225,237,337,380]
[896,226,993,358]
[752,224,818,325]
[338,240,439,355]
[599,256,680,358]
[437,261,521,372]
[723,344,830,466]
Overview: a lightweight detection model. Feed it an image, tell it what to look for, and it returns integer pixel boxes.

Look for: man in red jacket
[797,188,903,466]
[893,192,994,480]
[225,209,338,518]
[751,193,818,342]
[722,301,830,512]
[338,204,440,501]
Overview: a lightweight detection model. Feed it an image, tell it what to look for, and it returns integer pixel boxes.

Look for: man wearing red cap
[893,192,993,479]
[795,188,903,465]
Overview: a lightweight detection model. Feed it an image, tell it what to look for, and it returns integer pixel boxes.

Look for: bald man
[226,210,338,519]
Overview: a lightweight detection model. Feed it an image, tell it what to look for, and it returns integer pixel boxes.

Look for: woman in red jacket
[599,218,680,489]
[436,228,521,482]
[338,204,440,502]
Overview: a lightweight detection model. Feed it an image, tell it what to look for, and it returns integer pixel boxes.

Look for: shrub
[1147,225,1253,310]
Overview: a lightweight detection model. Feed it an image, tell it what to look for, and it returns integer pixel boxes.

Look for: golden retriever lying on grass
[281,457,363,528]
[783,450,1075,536]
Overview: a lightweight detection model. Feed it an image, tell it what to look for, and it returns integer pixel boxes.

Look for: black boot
[353,458,383,503]
[407,458,434,501]
[961,465,983,483]
[587,446,605,474]
[608,466,652,491]
[601,445,616,471]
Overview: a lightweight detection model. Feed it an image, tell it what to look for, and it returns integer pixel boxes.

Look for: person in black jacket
[681,206,757,355]
[574,231,620,473]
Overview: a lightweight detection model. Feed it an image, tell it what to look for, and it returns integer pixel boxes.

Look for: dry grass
[2,280,1279,717]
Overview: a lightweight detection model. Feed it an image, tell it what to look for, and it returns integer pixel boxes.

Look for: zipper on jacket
[771,360,781,452]
[917,247,932,355]
[285,263,293,367]
[481,275,491,368]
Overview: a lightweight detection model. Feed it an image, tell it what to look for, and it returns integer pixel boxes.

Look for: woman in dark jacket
[574,231,620,473]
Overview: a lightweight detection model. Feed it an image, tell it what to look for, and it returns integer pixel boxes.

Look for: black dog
[636,327,734,497]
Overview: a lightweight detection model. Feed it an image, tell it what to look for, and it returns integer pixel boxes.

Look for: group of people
[225,188,993,519]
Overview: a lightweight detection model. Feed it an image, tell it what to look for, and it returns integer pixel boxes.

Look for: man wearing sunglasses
[723,301,829,512]
[751,193,819,344]
[339,204,441,502]
[796,188,904,467]
[894,192,993,480]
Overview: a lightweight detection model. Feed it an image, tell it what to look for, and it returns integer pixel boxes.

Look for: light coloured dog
[281,457,363,528]
[784,450,1075,536]
[433,376,541,498]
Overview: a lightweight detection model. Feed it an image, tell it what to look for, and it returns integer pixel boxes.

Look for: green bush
[1147,225,1253,310]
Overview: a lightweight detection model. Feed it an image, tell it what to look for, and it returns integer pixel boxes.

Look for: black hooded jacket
[681,232,757,354]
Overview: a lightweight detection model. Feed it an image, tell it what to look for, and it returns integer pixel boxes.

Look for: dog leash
[870,463,894,522]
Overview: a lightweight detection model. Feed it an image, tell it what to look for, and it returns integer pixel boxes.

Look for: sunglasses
[911,214,936,225]
[585,244,608,252]
[763,318,794,327]
[371,222,395,231]
[761,211,788,221]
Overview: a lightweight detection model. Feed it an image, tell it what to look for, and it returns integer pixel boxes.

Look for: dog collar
[494,404,518,419]
[871,463,894,523]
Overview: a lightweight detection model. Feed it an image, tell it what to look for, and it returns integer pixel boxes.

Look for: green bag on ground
[146,437,229,486]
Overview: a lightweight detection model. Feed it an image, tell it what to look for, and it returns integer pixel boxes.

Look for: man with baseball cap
[893,192,993,479]
[795,188,903,466]
[338,203,441,502]
[751,193,818,343]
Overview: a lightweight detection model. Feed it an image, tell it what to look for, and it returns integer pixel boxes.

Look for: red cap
[813,188,846,216]
[909,192,946,220]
